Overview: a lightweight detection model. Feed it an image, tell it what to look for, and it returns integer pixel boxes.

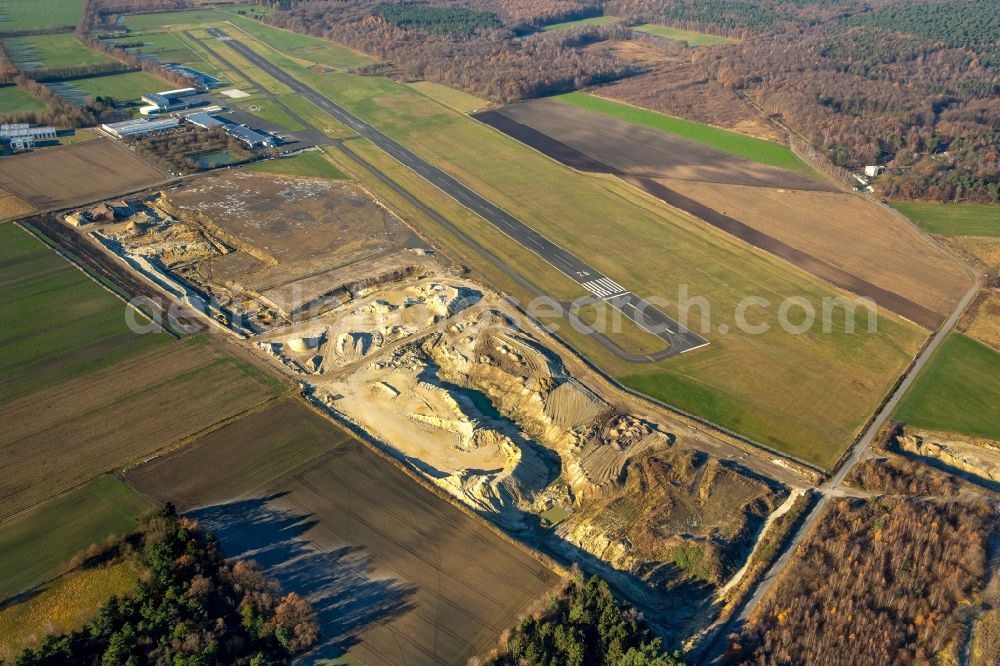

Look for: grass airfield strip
[192,21,927,468]
[126,398,559,666]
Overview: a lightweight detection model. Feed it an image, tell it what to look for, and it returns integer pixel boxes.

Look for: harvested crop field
[126,398,559,665]
[0,139,166,209]
[478,99,968,328]
[656,180,970,326]
[481,97,826,189]
[0,337,285,518]
[0,188,33,220]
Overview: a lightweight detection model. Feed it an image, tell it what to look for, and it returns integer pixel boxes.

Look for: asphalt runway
[207,28,708,355]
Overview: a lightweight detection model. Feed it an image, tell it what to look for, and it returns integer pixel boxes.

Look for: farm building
[0,123,57,151]
[864,165,886,177]
[224,124,274,148]
[101,117,180,139]
[139,88,200,116]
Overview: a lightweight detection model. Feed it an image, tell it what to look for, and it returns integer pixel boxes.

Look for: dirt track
[477,108,949,329]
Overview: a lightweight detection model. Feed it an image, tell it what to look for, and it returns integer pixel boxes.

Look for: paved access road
[207,28,708,355]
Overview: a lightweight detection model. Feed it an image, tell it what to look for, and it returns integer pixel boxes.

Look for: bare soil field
[480,101,969,328]
[490,98,828,190]
[126,398,559,665]
[160,171,426,313]
[0,338,284,519]
[596,64,786,143]
[0,139,167,210]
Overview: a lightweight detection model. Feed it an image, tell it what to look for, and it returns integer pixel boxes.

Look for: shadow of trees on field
[188,496,415,661]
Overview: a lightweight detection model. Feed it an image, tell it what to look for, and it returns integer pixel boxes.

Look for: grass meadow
[245,150,347,179]
[0,84,45,116]
[2,33,112,70]
[891,201,1000,237]
[540,16,622,31]
[0,559,141,661]
[632,24,733,46]
[895,333,1000,440]
[0,0,81,30]
[0,475,149,601]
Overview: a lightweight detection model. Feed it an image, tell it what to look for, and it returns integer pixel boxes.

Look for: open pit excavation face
[256,280,483,372]
[72,169,793,642]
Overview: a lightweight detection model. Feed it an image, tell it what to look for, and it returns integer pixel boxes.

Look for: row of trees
[485,575,684,666]
[727,495,994,664]
[266,2,635,102]
[15,505,319,665]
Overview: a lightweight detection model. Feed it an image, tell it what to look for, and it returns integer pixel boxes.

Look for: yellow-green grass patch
[0,559,141,662]
[894,332,1000,440]
[245,150,347,179]
[0,475,149,601]
[67,71,169,102]
[0,84,46,116]
[540,15,622,31]
[632,24,733,46]
[224,12,376,69]
[891,201,1000,237]
[408,80,490,113]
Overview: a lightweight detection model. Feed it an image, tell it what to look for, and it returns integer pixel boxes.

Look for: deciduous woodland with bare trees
[257,0,1000,202]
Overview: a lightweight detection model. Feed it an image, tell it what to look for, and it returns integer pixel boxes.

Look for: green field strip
[891,201,1000,237]
[0,475,150,601]
[894,333,1000,440]
[555,91,813,175]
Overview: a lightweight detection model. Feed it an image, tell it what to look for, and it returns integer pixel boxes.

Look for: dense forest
[373,1,502,36]
[484,575,684,666]
[266,1,635,102]
[14,505,318,665]
[256,0,999,201]
[726,496,995,664]
[697,20,1000,201]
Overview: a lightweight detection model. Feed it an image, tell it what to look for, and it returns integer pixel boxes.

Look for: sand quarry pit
[73,169,795,640]
[246,255,789,636]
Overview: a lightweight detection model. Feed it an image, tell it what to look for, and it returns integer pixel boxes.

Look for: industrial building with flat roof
[184,111,226,130]
[101,117,180,139]
[224,124,274,148]
[0,123,57,151]
[139,87,200,116]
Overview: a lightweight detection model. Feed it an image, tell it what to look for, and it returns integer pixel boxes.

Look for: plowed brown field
[127,398,559,666]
